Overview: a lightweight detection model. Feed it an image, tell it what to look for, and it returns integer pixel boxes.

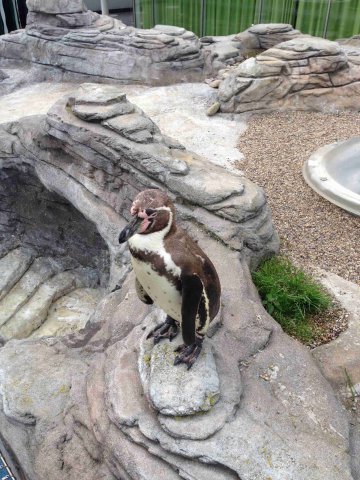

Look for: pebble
[206,102,221,116]
[209,79,221,88]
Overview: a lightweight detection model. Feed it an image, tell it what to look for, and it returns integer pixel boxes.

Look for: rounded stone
[27,0,86,14]
[139,316,220,416]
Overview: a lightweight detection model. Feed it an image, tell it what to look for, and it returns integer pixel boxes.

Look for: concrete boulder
[0,4,204,85]
[27,0,87,14]
[218,37,360,113]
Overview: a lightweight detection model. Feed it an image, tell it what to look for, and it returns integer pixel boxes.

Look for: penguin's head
[118,189,176,243]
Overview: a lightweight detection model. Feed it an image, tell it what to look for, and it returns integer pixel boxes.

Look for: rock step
[31,287,104,338]
[0,268,98,340]
[0,247,34,301]
[0,256,64,327]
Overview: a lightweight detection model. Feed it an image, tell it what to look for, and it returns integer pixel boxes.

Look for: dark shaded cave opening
[0,164,110,285]
[0,163,110,340]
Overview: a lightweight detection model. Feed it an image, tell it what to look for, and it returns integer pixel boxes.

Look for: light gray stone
[0,257,63,327]
[72,102,135,121]
[0,10,204,85]
[26,0,87,14]
[0,248,34,301]
[0,268,98,339]
[69,83,127,105]
[0,69,8,81]
[248,23,294,35]
[139,315,220,416]
[313,270,360,403]
[40,84,277,259]
[26,11,96,28]
[218,37,360,113]
[103,113,157,141]
[30,287,105,338]
[154,24,186,36]
[206,101,221,116]
[56,11,95,27]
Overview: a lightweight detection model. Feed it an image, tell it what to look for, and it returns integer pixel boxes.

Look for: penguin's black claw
[173,341,203,370]
[146,318,179,344]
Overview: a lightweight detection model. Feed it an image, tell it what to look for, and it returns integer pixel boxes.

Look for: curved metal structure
[303,137,360,216]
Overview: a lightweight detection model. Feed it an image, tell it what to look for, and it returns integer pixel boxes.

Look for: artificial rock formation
[202,23,305,77]
[0,82,278,335]
[0,8,308,89]
[0,0,204,85]
[0,163,109,340]
[0,82,357,480]
[217,36,360,113]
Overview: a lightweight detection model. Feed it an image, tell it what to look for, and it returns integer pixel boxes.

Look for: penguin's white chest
[131,256,182,322]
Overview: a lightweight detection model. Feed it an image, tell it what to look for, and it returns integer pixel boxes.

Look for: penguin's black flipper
[181,273,202,346]
[135,277,153,305]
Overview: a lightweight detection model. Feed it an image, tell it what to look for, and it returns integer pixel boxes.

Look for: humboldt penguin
[118,189,221,369]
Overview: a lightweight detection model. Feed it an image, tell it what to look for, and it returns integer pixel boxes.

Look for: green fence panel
[134,0,153,29]
[204,0,259,36]
[157,0,202,35]
[326,0,360,39]
[132,0,360,40]
[295,0,330,37]
[157,0,202,34]
[135,0,202,34]
[259,0,297,24]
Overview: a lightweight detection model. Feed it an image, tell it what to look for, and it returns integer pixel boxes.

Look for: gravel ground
[237,110,360,286]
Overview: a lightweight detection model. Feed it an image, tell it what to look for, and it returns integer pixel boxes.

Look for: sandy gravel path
[237,111,360,285]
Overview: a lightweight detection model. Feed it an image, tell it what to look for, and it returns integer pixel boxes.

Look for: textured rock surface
[139,313,220,416]
[201,23,305,76]
[0,241,354,480]
[0,162,109,341]
[242,23,306,49]
[313,270,360,480]
[218,37,360,113]
[0,23,359,479]
[0,2,204,85]
[0,268,98,340]
[0,69,8,81]
[314,271,360,403]
[27,0,87,14]
[39,83,277,265]
[0,15,307,87]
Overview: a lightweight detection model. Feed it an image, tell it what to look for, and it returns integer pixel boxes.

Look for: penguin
[118,189,221,369]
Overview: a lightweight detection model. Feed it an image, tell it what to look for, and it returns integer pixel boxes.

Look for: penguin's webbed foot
[174,337,203,370]
[146,316,179,344]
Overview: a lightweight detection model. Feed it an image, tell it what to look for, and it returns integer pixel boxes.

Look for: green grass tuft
[252,257,331,342]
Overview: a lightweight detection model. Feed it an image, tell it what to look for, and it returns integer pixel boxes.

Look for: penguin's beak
[118,216,142,243]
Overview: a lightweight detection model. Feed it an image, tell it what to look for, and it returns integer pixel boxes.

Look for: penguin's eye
[145,208,157,217]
